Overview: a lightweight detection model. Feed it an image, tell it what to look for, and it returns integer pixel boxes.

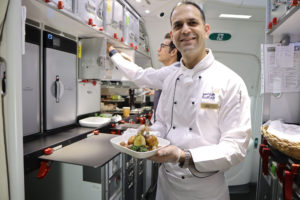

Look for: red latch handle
[272,17,277,25]
[268,22,273,29]
[114,33,118,39]
[44,148,53,155]
[262,138,268,145]
[37,161,51,179]
[291,0,298,6]
[88,18,93,25]
[57,1,64,9]
[259,144,267,157]
[262,147,270,175]
[277,163,286,183]
[283,170,293,200]
[291,163,300,175]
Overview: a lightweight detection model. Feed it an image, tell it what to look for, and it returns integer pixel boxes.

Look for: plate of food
[110,127,170,159]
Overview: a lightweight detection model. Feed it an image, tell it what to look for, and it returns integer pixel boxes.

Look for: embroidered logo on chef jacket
[201,90,219,109]
[202,92,215,100]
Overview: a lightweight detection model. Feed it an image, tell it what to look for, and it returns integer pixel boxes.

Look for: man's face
[170,5,209,56]
[157,38,172,64]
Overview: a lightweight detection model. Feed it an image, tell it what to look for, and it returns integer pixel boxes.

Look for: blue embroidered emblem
[202,93,215,100]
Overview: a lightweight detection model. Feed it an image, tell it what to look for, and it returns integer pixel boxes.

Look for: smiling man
[107,1,251,200]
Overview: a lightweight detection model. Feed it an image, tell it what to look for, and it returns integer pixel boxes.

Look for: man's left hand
[149,145,184,163]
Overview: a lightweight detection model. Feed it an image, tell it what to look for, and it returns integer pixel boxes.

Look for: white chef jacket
[111,49,251,200]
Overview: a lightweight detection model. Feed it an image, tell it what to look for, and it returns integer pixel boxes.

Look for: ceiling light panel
[219,14,252,19]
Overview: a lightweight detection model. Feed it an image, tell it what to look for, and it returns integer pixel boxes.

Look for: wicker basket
[261,125,300,160]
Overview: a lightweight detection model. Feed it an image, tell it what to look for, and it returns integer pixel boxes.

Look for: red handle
[262,147,270,175]
[259,144,266,157]
[57,1,64,9]
[37,161,51,179]
[93,130,99,135]
[268,22,273,29]
[291,0,298,6]
[283,170,293,200]
[277,163,286,183]
[114,33,118,39]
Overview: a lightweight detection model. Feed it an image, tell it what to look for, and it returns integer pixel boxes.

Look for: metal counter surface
[39,133,120,168]
[23,127,94,156]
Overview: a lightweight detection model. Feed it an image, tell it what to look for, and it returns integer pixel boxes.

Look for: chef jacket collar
[179,48,214,75]
[179,49,214,87]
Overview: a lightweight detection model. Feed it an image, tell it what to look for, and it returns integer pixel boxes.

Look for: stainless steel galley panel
[22,25,41,136]
[78,37,106,80]
[43,31,77,130]
[105,0,124,40]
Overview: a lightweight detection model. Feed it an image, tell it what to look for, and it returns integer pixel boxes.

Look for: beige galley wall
[0,95,9,200]
[0,0,10,198]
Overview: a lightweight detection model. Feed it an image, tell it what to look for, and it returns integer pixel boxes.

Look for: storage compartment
[124,8,139,48]
[43,31,77,130]
[78,37,106,79]
[105,0,124,40]
[45,0,74,13]
[138,20,149,55]
[75,0,104,28]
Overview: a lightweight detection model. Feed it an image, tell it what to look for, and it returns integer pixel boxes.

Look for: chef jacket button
[189,128,192,131]
[181,176,185,179]
[177,77,180,81]
[192,101,195,105]
[199,76,202,79]
[174,101,177,104]
[173,126,176,129]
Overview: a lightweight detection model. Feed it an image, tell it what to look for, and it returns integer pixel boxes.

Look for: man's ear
[204,24,210,39]
[170,48,177,57]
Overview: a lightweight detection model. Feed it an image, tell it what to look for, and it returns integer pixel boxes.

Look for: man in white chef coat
[107,1,251,200]
[150,32,181,122]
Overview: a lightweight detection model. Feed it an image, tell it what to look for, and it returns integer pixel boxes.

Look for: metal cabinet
[22,24,41,136]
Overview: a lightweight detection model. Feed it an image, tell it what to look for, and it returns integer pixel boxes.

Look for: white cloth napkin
[267,120,300,142]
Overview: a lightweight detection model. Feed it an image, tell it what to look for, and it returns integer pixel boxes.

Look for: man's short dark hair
[169,41,182,61]
[170,1,206,24]
[164,33,171,39]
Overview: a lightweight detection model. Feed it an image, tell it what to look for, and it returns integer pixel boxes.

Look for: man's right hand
[107,43,115,53]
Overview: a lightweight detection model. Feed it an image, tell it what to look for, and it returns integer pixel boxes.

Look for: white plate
[110,131,170,159]
[79,117,111,128]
